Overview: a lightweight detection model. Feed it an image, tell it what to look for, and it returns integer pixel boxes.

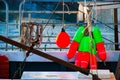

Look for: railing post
[1,0,9,51]
[19,0,25,36]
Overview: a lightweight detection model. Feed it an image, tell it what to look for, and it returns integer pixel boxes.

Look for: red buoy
[96,42,107,61]
[67,41,79,59]
[56,28,70,48]
[0,54,9,78]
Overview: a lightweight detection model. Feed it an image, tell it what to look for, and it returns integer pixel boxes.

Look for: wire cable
[42,0,61,32]
[12,56,27,79]
[12,39,38,79]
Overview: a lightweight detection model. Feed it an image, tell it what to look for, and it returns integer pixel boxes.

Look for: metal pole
[1,0,9,51]
[19,0,25,36]
[114,8,119,50]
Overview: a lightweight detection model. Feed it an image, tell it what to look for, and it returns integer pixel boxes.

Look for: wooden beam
[0,35,90,76]
[0,35,102,80]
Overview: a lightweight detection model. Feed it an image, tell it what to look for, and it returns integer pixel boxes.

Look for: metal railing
[0,38,119,51]
[0,0,9,50]
[0,0,120,51]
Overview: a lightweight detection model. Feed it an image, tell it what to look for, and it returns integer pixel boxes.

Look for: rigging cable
[42,0,61,50]
[42,0,61,32]
[13,0,32,78]
[62,0,65,28]
[39,2,73,23]
[91,0,99,76]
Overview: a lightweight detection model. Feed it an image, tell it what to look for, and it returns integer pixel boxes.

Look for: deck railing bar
[1,22,120,25]
[0,10,78,14]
